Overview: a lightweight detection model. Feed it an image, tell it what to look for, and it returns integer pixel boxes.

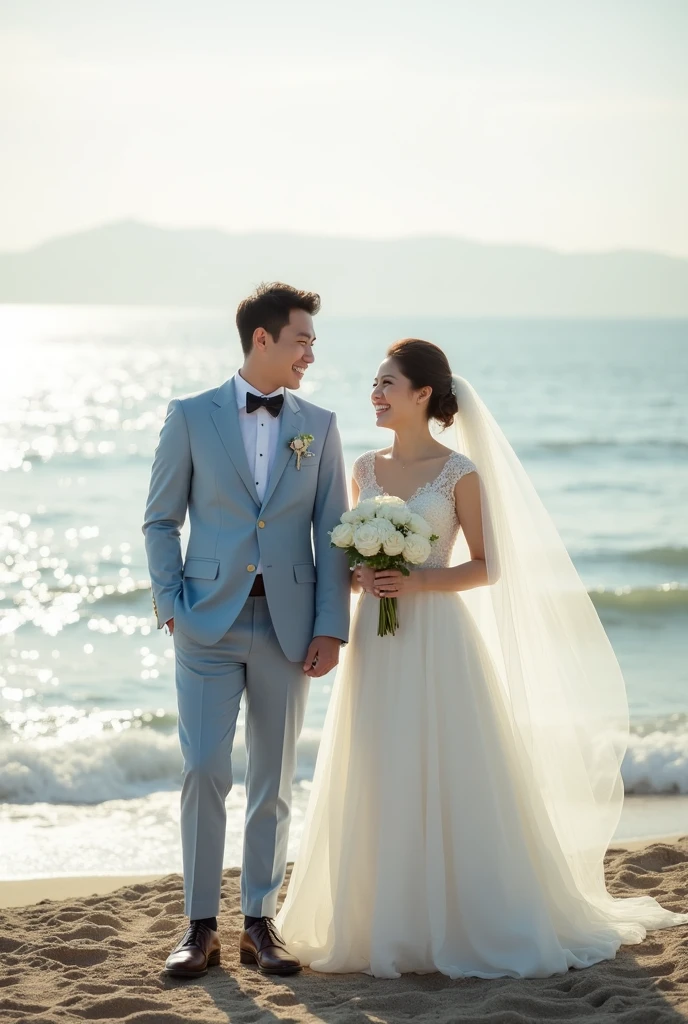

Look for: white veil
[446,375,685,927]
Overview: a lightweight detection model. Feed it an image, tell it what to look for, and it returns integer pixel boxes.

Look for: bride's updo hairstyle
[387,339,458,428]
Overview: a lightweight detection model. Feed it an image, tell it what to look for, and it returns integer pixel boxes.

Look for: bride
[277,338,687,979]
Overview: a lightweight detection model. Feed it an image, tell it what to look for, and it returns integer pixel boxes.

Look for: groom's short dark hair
[236,282,321,354]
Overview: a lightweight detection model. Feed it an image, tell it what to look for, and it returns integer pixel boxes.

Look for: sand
[2,840,688,1024]
[0,877,163,911]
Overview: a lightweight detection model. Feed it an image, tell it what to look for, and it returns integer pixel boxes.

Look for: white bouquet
[330,495,438,636]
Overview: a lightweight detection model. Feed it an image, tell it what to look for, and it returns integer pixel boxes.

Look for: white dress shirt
[234,371,285,572]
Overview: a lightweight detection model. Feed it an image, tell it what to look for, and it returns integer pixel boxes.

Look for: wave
[579,547,688,569]
[623,547,688,568]
[0,729,181,804]
[1,710,687,803]
[0,724,322,805]
[526,438,688,457]
[588,584,688,614]
[623,725,688,795]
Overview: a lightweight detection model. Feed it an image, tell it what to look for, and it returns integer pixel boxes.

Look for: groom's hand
[165,618,174,635]
[303,636,341,678]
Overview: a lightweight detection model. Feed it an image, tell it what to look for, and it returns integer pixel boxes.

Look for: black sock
[244,915,262,930]
[191,916,217,931]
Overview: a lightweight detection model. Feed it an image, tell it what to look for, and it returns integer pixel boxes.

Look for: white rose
[354,522,383,557]
[403,534,432,565]
[376,494,406,507]
[372,516,396,539]
[354,499,378,521]
[407,513,433,538]
[340,509,361,525]
[382,530,406,556]
[389,504,412,527]
[374,504,396,521]
[330,523,354,548]
[292,438,305,451]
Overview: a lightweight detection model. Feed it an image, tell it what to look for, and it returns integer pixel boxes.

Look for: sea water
[1,307,687,878]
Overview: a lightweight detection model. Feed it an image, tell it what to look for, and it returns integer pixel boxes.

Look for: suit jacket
[142,377,351,662]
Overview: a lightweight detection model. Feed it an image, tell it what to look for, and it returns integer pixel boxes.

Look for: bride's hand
[374,570,421,597]
[355,565,377,594]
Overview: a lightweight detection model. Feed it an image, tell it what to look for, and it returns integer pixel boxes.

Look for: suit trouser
[173,596,309,920]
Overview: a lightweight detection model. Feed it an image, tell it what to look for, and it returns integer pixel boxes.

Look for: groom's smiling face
[259,309,316,391]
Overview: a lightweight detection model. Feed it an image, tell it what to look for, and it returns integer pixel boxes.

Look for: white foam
[1,714,687,805]
[0,726,323,804]
[622,728,688,795]
[0,729,181,803]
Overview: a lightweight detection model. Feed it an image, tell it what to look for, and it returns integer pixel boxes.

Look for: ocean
[1,306,687,879]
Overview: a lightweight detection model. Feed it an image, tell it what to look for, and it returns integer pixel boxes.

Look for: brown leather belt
[249,573,266,597]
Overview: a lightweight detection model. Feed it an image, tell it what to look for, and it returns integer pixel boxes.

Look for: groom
[143,282,350,977]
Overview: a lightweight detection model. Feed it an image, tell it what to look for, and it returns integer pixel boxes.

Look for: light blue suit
[143,378,350,918]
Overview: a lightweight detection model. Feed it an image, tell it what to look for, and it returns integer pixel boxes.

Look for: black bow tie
[246,392,284,418]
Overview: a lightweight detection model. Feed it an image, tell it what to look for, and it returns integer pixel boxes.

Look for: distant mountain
[1,221,687,316]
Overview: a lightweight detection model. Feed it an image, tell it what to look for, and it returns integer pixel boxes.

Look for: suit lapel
[261,391,304,511]
[210,378,261,506]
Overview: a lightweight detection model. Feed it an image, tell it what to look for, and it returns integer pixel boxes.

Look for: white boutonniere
[289,433,315,470]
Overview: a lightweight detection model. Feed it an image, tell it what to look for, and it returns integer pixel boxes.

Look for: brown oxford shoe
[239,917,302,975]
[164,920,221,978]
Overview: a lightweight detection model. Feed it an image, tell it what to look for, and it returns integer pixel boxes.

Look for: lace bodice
[353,450,477,568]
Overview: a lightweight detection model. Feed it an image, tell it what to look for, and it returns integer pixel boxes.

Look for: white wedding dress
[278,437,687,979]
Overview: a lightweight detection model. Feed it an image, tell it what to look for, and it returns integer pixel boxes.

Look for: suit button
[258,520,265,529]
[247,564,256,572]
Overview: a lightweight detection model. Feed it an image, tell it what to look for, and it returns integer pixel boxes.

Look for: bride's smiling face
[371,357,430,430]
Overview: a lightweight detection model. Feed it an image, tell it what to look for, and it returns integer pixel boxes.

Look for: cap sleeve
[352,450,377,494]
[438,451,477,498]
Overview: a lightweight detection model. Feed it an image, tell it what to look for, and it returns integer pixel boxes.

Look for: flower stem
[378,596,399,637]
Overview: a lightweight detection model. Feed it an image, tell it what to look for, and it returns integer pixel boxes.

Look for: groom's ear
[252,327,271,352]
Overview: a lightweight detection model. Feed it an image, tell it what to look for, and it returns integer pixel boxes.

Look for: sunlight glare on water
[0,306,687,874]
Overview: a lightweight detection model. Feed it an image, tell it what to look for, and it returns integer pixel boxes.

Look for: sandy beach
[1,838,687,1024]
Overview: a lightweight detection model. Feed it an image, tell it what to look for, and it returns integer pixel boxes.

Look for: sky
[1,0,687,255]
